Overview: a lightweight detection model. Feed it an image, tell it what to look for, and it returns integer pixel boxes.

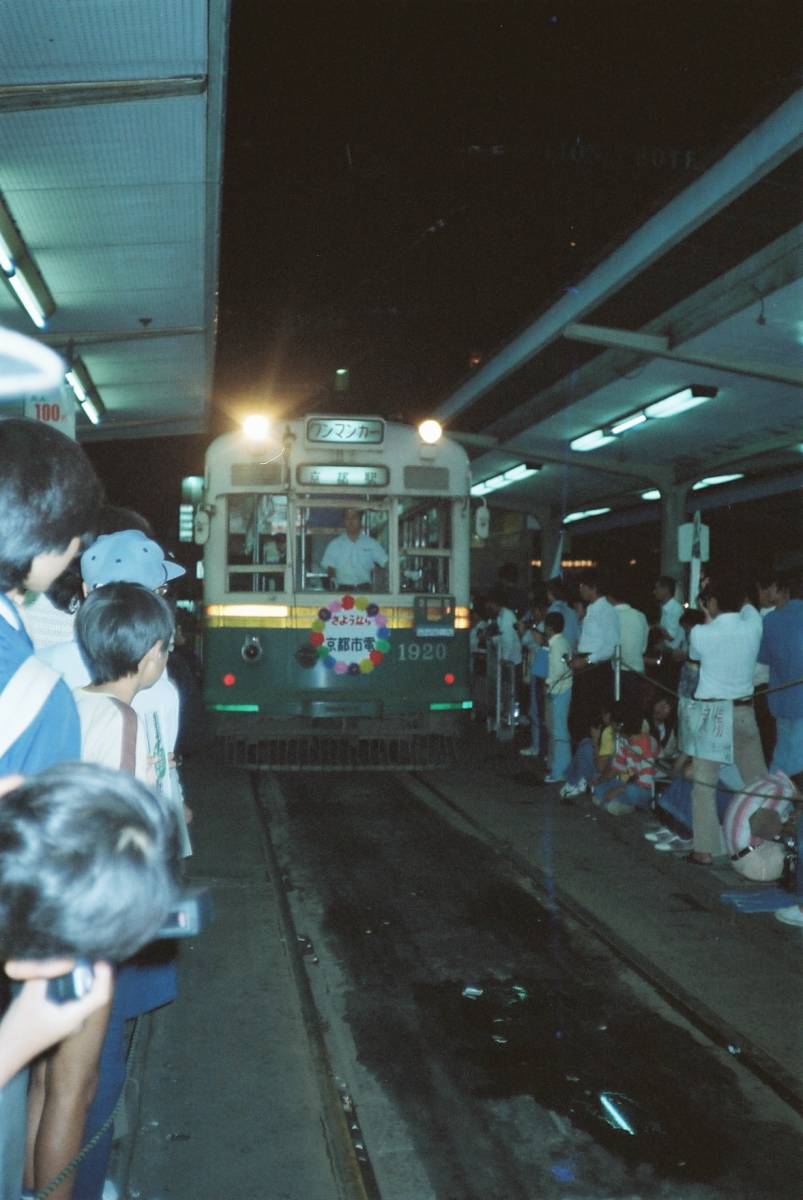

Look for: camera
[43,887,214,1005]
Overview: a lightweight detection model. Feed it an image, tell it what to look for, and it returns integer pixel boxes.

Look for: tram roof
[0,0,228,441]
[436,88,803,525]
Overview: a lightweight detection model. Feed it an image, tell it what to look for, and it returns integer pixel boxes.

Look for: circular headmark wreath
[309,595,391,674]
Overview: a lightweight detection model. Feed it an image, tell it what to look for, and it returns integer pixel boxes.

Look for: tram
[195,414,472,767]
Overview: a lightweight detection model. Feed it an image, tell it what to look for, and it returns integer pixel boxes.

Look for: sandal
[684,852,713,866]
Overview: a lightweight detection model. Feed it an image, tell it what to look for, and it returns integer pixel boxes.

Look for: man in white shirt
[654,575,684,653]
[686,574,766,865]
[608,583,649,714]
[569,574,620,741]
[321,509,388,592]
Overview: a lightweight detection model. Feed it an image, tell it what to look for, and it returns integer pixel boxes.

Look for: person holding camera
[25,585,176,1200]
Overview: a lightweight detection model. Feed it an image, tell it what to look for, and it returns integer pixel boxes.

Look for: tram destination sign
[305,416,385,446]
[297,464,389,487]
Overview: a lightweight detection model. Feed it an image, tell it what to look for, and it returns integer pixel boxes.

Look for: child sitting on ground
[560,704,617,798]
[594,705,660,815]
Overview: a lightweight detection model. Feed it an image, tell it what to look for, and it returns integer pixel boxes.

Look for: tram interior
[224,494,454,594]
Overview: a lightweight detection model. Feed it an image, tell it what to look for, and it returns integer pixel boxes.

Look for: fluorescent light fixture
[335,367,348,376]
[470,463,539,496]
[0,191,56,328]
[563,507,611,524]
[65,358,105,425]
[7,271,47,328]
[609,411,647,436]
[641,489,661,501]
[570,428,617,452]
[599,1093,636,1136]
[644,385,717,419]
[0,232,14,274]
[691,473,743,491]
[0,327,64,397]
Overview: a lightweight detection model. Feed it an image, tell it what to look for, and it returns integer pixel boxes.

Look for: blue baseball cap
[81,530,186,590]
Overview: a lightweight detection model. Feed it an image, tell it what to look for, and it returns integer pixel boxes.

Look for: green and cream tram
[196,414,472,767]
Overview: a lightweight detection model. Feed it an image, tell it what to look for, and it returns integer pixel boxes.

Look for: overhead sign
[23,387,75,440]
[297,464,389,487]
[305,416,385,446]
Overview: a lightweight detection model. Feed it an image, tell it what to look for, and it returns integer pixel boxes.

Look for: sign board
[678,520,709,563]
[678,697,734,763]
[307,595,391,675]
[305,416,385,446]
[23,387,75,440]
[297,464,389,487]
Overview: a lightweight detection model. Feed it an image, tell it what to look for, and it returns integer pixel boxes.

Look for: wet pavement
[264,769,802,1200]
[116,740,802,1199]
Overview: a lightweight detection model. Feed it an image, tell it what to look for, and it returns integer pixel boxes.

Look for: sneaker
[560,779,587,798]
[605,800,635,816]
[774,905,803,928]
[644,828,674,842]
[654,837,693,852]
[543,775,565,784]
[102,1182,119,1200]
[519,747,540,757]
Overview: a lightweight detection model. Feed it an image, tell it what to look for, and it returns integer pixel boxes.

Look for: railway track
[253,769,802,1200]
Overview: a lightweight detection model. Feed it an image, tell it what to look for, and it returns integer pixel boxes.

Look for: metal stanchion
[613,643,621,704]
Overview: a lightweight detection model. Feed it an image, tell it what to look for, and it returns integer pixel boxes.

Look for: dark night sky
[86,0,802,540]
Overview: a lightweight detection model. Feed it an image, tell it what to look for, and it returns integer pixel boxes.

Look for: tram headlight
[241,635,263,662]
[417,418,443,445]
[243,413,270,442]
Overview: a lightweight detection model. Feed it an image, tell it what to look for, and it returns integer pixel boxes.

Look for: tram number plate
[398,643,447,662]
[305,417,385,445]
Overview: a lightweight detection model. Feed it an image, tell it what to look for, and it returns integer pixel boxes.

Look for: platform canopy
[436,88,803,528]
[0,0,228,440]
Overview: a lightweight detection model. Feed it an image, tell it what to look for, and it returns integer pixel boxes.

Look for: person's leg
[605,782,652,812]
[529,676,540,753]
[656,777,694,836]
[691,755,725,859]
[771,716,803,779]
[0,1067,28,1200]
[29,996,113,1200]
[565,737,595,786]
[732,704,767,789]
[70,981,129,1200]
[551,690,572,779]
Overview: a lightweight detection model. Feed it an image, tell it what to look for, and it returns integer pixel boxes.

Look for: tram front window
[296,504,389,593]
[398,498,451,593]
[226,494,288,592]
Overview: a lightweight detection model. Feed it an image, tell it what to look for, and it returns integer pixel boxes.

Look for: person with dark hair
[653,575,684,654]
[569,572,620,743]
[24,585,174,1200]
[0,419,101,1197]
[0,764,179,966]
[546,577,579,652]
[592,704,660,815]
[543,610,573,782]
[685,574,766,865]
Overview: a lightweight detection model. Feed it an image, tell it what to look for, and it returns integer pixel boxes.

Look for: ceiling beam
[564,322,803,387]
[451,430,662,482]
[38,326,203,348]
[677,430,803,481]
[0,76,206,112]
[435,88,803,422]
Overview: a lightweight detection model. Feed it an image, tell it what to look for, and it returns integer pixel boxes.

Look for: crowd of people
[0,419,202,1200]
[471,561,803,910]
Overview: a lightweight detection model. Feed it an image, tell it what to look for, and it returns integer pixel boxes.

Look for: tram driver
[321,508,388,592]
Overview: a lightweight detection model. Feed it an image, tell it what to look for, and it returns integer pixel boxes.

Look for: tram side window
[296,504,389,593]
[227,494,288,593]
[398,498,451,594]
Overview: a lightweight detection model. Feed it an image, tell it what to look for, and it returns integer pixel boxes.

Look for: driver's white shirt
[321,532,388,586]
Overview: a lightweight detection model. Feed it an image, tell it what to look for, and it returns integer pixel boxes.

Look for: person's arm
[0,960,114,1087]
